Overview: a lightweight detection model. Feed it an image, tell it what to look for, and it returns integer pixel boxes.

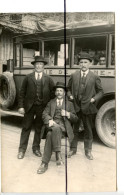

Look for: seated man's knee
[52,126,61,135]
[52,126,59,132]
[47,131,52,137]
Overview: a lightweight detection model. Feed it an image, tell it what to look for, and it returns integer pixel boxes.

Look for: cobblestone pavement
[1,114,116,193]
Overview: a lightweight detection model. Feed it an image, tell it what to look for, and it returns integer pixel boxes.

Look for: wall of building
[0,29,13,73]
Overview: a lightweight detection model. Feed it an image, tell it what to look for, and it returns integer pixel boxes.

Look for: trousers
[19,104,44,152]
[70,111,95,152]
[42,125,63,163]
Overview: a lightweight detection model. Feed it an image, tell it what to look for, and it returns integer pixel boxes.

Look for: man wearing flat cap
[17,56,55,159]
[67,53,103,160]
[37,82,78,174]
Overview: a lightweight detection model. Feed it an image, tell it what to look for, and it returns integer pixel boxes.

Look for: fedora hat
[78,52,92,62]
[31,56,47,65]
[54,82,66,90]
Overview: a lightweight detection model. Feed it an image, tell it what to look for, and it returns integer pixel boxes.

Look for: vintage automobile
[0,20,115,148]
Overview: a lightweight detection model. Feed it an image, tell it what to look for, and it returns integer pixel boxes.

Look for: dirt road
[1,114,116,192]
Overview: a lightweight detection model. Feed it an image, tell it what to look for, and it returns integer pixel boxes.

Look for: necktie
[37,73,40,81]
[78,73,86,100]
[82,72,86,85]
[58,100,61,106]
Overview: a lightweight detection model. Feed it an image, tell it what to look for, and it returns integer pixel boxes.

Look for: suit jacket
[18,72,55,113]
[67,70,104,114]
[41,97,78,143]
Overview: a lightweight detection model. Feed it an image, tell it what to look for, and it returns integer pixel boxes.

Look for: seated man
[37,82,78,174]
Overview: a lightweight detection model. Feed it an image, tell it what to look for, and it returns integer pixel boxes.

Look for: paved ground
[1,114,116,193]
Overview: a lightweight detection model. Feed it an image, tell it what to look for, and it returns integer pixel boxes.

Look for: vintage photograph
[0,12,116,192]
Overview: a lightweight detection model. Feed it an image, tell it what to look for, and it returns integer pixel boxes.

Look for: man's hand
[69,95,74,100]
[18,108,25,115]
[49,119,56,127]
[90,98,95,103]
[61,109,70,118]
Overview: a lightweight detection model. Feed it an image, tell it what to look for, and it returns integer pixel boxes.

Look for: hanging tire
[0,72,16,109]
[95,100,116,148]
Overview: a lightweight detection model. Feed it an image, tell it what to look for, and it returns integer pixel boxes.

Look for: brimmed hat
[78,53,92,62]
[54,82,66,90]
[31,56,47,65]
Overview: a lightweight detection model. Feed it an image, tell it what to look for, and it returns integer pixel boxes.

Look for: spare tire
[95,100,116,148]
[0,72,16,108]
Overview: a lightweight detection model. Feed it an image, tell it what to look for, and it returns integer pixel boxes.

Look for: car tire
[0,72,16,108]
[95,100,116,148]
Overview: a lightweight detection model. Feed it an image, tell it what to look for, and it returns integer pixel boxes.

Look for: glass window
[111,35,115,66]
[74,36,107,66]
[44,39,70,66]
[23,42,40,66]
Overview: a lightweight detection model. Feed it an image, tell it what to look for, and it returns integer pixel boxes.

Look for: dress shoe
[85,150,93,160]
[37,162,48,174]
[56,152,63,166]
[56,160,63,166]
[33,150,42,157]
[17,151,25,159]
[67,150,76,158]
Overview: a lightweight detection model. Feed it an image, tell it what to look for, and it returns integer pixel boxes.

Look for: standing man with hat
[37,82,78,174]
[67,53,103,160]
[17,56,55,159]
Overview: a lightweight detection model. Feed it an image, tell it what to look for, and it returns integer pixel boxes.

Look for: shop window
[23,42,40,66]
[74,36,107,66]
[44,39,70,66]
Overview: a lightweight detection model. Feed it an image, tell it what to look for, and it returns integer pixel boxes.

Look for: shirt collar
[57,98,63,104]
[35,72,42,79]
[81,69,89,77]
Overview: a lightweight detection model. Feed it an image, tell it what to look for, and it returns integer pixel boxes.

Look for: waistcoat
[53,104,65,130]
[78,75,86,101]
[34,78,43,105]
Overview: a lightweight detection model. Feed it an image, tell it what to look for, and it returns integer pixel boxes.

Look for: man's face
[99,57,106,65]
[55,88,65,99]
[79,59,91,72]
[34,62,44,73]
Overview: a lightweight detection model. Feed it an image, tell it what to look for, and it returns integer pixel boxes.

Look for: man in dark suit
[67,53,103,160]
[37,82,78,174]
[17,56,55,159]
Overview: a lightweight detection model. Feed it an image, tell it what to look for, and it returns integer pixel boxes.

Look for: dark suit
[41,97,78,164]
[18,72,55,152]
[67,70,103,152]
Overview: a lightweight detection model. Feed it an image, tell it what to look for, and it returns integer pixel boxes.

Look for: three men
[17,52,103,163]
[67,53,103,160]
[37,82,78,174]
[17,56,55,159]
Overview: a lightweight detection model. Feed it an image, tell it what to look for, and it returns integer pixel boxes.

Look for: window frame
[71,33,109,69]
[21,41,42,68]
[108,33,115,68]
[13,32,115,70]
[43,37,71,68]
[14,37,71,69]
